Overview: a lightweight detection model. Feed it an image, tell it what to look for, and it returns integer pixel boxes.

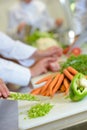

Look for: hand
[17,22,26,33]
[0,79,10,98]
[48,61,60,72]
[30,57,57,77]
[31,46,63,61]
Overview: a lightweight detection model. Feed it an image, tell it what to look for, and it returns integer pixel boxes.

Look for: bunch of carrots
[30,66,78,97]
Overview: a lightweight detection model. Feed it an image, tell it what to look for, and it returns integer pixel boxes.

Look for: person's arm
[0,58,31,86]
[0,32,37,61]
[0,32,63,66]
[0,56,58,86]
[0,79,10,98]
[73,0,86,36]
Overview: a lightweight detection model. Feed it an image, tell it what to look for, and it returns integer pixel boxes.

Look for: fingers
[46,46,63,57]
[0,92,1,97]
[42,68,48,74]
[48,62,60,72]
[43,57,57,64]
[0,79,10,98]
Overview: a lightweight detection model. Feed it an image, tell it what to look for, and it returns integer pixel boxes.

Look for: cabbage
[36,37,60,50]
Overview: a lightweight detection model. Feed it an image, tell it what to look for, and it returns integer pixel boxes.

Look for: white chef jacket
[73,0,87,35]
[0,32,37,86]
[7,0,54,38]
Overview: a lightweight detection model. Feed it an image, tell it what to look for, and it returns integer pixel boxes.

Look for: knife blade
[0,99,18,130]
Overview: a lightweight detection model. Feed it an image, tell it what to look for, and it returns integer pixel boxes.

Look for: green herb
[9,93,39,101]
[60,54,87,75]
[27,103,53,118]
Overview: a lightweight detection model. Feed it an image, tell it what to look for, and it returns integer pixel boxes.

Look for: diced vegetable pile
[27,103,53,118]
[9,92,39,101]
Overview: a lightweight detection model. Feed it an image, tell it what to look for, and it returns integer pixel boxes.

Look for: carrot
[52,73,64,96]
[63,69,73,81]
[45,91,50,96]
[41,91,47,96]
[60,84,66,92]
[49,73,60,96]
[40,76,53,94]
[63,78,70,94]
[67,66,78,75]
[30,87,42,95]
[35,75,53,84]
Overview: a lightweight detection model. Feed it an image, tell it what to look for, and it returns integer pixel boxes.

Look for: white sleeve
[73,0,86,35]
[0,32,37,60]
[0,58,31,86]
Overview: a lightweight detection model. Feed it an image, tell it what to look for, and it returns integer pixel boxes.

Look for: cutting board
[18,93,87,130]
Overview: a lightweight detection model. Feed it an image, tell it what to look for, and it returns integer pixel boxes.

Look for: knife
[0,99,18,130]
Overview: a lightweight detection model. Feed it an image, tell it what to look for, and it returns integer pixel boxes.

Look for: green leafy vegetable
[27,103,53,118]
[25,30,54,46]
[60,54,87,75]
[9,92,39,101]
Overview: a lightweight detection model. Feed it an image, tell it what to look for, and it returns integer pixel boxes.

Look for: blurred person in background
[72,0,87,43]
[0,78,10,98]
[7,0,63,39]
[64,0,87,54]
[0,32,62,89]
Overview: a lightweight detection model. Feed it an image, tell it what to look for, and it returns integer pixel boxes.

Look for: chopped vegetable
[69,73,87,101]
[61,54,87,75]
[27,103,53,118]
[9,92,39,101]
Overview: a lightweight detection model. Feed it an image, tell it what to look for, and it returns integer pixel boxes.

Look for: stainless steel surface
[0,99,18,130]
